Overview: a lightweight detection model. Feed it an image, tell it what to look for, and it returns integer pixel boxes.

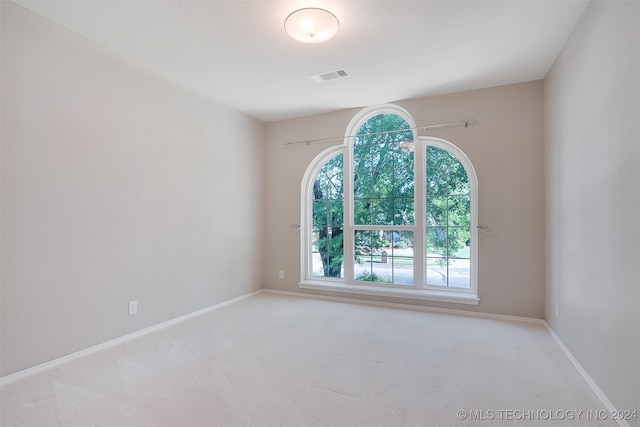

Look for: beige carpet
[1,291,613,426]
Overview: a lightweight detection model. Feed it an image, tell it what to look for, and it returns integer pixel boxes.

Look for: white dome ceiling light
[284,8,339,44]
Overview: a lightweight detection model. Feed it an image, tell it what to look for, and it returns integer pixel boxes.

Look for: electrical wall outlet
[555,303,559,318]
[129,300,138,315]
[278,270,284,280]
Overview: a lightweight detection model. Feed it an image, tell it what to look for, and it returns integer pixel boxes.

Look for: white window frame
[300,105,479,305]
[300,145,346,285]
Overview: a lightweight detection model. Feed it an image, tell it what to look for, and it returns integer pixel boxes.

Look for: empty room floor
[0,292,614,426]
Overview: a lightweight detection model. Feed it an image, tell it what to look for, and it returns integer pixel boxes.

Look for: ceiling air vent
[310,68,350,83]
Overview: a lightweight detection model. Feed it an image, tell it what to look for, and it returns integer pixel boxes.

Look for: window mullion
[414,139,426,290]
[344,137,355,282]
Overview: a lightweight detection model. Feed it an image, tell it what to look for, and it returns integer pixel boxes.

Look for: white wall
[264,81,546,318]
[544,1,640,422]
[1,1,264,376]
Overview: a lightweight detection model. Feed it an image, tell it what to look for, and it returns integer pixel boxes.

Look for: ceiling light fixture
[284,8,339,44]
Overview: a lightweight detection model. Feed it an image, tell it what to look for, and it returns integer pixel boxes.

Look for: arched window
[301,105,478,304]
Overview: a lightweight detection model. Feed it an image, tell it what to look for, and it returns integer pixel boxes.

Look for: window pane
[354,199,371,224]
[354,230,374,257]
[315,155,343,199]
[354,171,374,199]
[426,196,448,226]
[312,200,327,225]
[354,114,414,226]
[370,198,394,225]
[426,258,469,288]
[368,143,384,171]
[448,196,470,227]
[372,170,393,195]
[427,146,456,170]
[312,227,344,278]
[353,144,372,170]
[393,197,414,225]
[390,230,414,285]
[327,200,343,227]
[448,159,470,196]
[312,154,344,278]
[426,226,447,257]
[393,145,414,169]
[393,170,414,198]
[425,145,471,288]
[426,256,447,287]
[448,227,470,258]
[426,168,448,196]
[447,226,470,257]
[355,230,413,285]
[448,259,470,288]
[354,230,379,281]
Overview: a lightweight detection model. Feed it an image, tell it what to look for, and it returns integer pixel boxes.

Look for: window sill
[299,280,480,305]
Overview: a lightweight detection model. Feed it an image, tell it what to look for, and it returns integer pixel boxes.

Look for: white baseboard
[543,322,631,427]
[0,289,264,387]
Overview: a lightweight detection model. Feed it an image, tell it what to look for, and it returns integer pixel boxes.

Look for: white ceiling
[15,0,589,122]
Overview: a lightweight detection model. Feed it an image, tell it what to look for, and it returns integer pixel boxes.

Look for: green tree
[353,114,414,277]
[353,114,415,227]
[312,114,471,280]
[313,155,344,277]
[426,146,470,261]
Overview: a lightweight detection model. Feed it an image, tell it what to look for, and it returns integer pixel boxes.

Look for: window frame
[301,146,345,284]
[300,105,479,305]
[345,105,418,285]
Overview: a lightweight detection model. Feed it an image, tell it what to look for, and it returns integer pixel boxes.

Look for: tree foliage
[312,155,343,277]
[353,114,414,227]
[312,113,471,280]
[426,146,471,259]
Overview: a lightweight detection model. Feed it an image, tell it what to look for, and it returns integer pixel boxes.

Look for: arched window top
[422,136,478,196]
[345,104,417,146]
